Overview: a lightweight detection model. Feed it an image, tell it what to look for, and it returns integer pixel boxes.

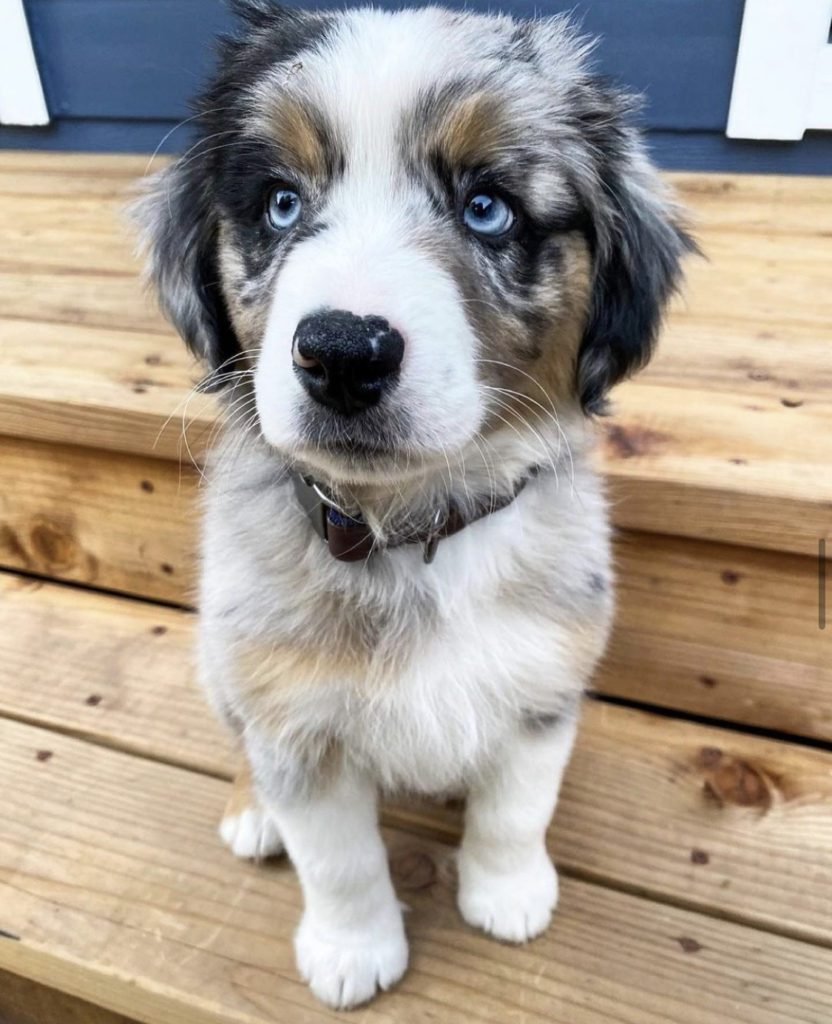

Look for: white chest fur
[198,440,613,795]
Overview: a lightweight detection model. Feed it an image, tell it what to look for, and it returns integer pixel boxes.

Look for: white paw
[457,851,558,943]
[295,911,409,1010]
[219,805,283,860]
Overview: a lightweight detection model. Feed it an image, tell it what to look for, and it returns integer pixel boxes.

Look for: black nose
[293,310,405,415]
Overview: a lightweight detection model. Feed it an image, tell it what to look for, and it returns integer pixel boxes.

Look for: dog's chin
[292,427,480,488]
[279,403,422,486]
[292,437,430,487]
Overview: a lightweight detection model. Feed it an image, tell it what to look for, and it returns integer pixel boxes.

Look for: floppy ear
[132,158,240,374]
[576,136,696,414]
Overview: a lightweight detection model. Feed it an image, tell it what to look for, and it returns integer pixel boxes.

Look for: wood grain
[669,172,832,236]
[645,320,832,400]
[2,155,831,1024]
[598,531,832,739]
[2,573,831,944]
[2,716,831,1024]
[0,968,139,1024]
[603,383,832,555]
[0,576,212,770]
[0,436,198,602]
[0,155,830,551]
[0,318,215,462]
[4,442,827,742]
[0,152,156,196]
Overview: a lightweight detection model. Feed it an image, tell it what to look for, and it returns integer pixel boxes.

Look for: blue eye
[267,187,302,230]
[462,192,514,237]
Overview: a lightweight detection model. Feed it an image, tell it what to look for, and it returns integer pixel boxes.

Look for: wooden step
[0,968,138,1024]
[2,572,831,947]
[3,442,828,741]
[0,435,195,604]
[3,712,832,1024]
[3,152,830,1022]
[1,153,829,743]
[0,152,830,556]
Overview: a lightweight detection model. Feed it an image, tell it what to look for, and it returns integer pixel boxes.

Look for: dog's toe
[457,851,558,944]
[219,805,283,860]
[295,911,408,1010]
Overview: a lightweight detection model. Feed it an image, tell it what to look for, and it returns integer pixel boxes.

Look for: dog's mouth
[292,404,418,481]
[320,438,398,459]
[299,404,409,455]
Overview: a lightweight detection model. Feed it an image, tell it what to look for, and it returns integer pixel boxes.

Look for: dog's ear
[132,1,327,373]
[574,96,696,413]
[132,159,239,373]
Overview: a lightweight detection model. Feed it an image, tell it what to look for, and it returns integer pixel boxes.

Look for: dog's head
[137,2,693,484]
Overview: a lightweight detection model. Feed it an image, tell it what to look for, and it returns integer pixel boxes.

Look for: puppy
[137,1,691,1009]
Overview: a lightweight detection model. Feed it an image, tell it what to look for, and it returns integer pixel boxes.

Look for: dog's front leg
[257,760,408,1009]
[457,709,578,943]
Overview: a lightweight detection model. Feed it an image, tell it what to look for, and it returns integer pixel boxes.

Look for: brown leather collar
[292,468,538,564]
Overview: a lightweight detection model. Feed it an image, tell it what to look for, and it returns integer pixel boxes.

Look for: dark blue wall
[3,0,831,172]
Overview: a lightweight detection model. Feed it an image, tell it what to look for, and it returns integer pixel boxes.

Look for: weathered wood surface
[3,449,828,742]
[0,153,830,552]
[0,436,198,603]
[2,716,831,1024]
[0,968,139,1024]
[2,573,831,945]
[598,531,832,740]
[2,152,830,1024]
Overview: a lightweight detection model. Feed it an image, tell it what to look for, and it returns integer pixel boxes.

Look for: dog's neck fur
[235,412,592,544]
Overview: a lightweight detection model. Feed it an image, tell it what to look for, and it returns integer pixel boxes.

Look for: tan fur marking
[478,233,593,438]
[439,92,509,168]
[229,641,370,739]
[216,222,270,353]
[268,98,328,178]
[535,233,593,402]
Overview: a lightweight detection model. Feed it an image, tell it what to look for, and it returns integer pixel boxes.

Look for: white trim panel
[727,0,832,140]
[0,0,49,126]
[808,46,832,130]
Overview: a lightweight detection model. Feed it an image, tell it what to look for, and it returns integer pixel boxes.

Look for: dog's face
[139,3,691,484]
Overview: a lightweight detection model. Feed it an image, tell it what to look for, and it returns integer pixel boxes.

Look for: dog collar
[291,468,537,565]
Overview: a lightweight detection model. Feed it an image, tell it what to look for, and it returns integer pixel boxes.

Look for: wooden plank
[599,532,832,739]
[0,155,828,227]
[0,967,139,1024]
[0,437,198,603]
[641,320,832,400]
[0,157,830,554]
[0,575,213,771]
[2,161,827,248]
[1,195,142,274]
[0,151,155,196]
[671,231,832,331]
[0,271,168,336]
[4,441,827,742]
[0,319,214,461]
[2,716,831,1024]
[2,574,832,944]
[669,172,832,236]
[603,383,832,555]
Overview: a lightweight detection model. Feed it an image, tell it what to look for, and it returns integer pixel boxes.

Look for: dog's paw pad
[219,805,283,860]
[457,853,558,944]
[295,914,408,1009]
